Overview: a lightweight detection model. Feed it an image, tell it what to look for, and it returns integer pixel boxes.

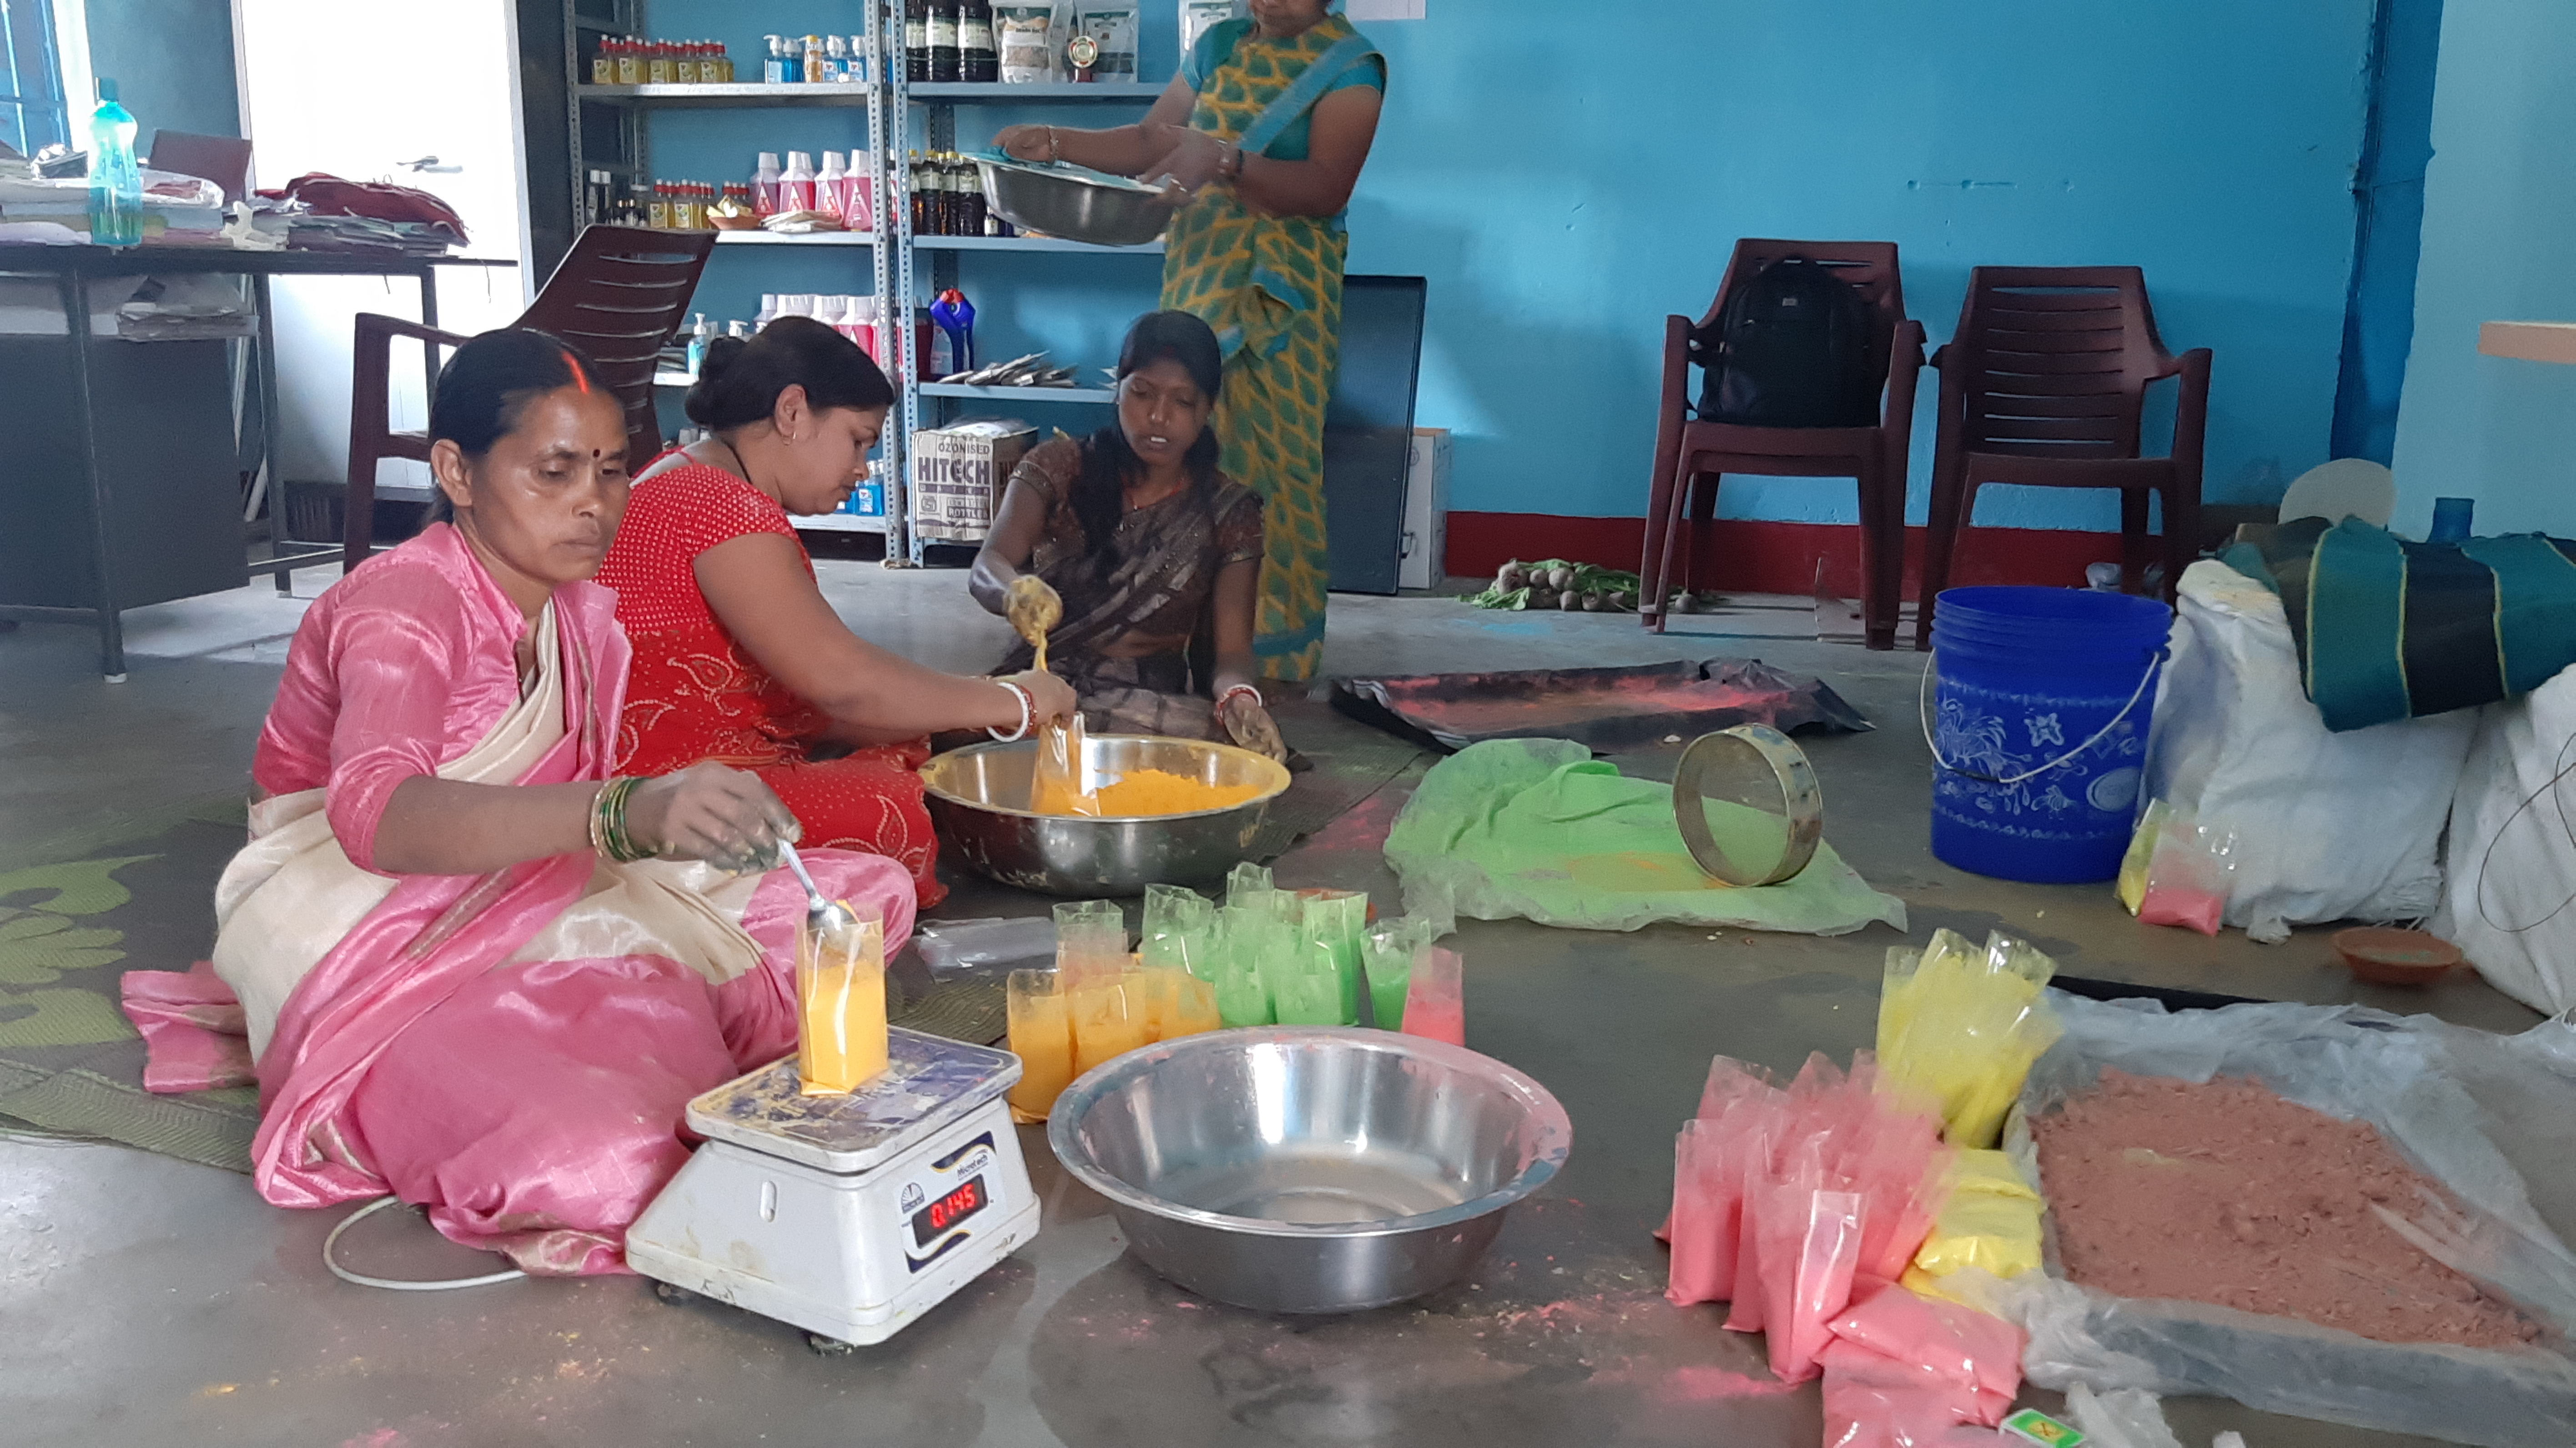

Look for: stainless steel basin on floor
[1047,1027,1574,1314]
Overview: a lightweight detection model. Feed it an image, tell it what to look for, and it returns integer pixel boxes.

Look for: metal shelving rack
[564,0,904,548]
[560,2,1162,560]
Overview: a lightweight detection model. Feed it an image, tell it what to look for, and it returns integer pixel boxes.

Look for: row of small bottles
[591,38,735,85]
[902,0,1000,83]
[588,175,755,230]
[908,151,1011,236]
[760,34,882,85]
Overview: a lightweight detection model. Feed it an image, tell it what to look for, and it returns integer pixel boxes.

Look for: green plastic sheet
[1384,738,1906,936]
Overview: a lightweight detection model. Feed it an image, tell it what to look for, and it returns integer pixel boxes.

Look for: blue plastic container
[1927,587,2172,884]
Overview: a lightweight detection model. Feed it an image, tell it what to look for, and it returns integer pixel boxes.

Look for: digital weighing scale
[628,1026,1038,1349]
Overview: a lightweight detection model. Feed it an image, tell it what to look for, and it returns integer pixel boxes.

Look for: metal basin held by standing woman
[1048,1028,1575,1314]
[920,734,1290,896]
[974,154,1173,248]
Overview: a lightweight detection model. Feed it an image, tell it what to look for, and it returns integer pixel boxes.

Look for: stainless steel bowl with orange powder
[921,734,1293,895]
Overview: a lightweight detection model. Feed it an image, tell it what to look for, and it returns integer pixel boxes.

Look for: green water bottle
[88,79,143,247]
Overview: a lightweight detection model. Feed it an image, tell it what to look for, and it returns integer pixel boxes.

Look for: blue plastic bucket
[1926,587,2172,884]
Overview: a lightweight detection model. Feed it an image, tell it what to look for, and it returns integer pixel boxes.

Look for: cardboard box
[911,417,1035,542]
[1399,427,1452,591]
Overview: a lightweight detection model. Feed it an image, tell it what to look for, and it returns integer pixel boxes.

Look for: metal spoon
[776,840,861,938]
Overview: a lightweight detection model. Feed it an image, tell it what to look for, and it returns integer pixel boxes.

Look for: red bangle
[1216,684,1263,714]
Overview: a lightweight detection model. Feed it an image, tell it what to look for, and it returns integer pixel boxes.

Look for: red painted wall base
[1444,513,2128,598]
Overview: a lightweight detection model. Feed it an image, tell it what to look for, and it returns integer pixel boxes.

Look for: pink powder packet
[1821,1340,2011,1447]
[1754,1182,1866,1383]
[1666,1121,1733,1305]
[2138,818,2238,935]
[1399,946,1465,1046]
[1828,1279,2026,1404]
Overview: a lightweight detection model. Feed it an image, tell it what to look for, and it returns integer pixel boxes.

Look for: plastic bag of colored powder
[1909,1149,2044,1284]
[2137,815,2239,936]
[1751,1171,1865,1383]
[1820,1338,2012,1448]
[2115,797,2172,916]
[1665,1120,1734,1305]
[1827,1278,2026,1406]
[1877,930,2063,1149]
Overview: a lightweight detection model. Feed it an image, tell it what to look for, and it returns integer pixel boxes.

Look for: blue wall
[2330,0,2442,465]
[88,0,241,142]
[648,0,2376,533]
[2385,0,2576,538]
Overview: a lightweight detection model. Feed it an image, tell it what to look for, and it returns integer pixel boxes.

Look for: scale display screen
[910,1175,988,1247]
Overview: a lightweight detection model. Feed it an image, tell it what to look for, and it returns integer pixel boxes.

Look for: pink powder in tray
[2030,1069,2539,1350]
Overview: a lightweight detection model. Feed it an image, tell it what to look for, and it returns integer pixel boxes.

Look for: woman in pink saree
[121,330,916,1276]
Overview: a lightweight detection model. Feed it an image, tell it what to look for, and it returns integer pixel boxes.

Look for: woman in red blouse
[598,318,1074,906]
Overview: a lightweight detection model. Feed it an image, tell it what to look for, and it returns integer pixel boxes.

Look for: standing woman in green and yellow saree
[996,0,1384,683]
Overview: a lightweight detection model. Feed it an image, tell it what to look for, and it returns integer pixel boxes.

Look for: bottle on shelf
[728,319,752,340]
[802,34,827,83]
[817,151,849,224]
[961,0,998,83]
[674,42,698,84]
[591,41,614,85]
[763,35,788,84]
[755,294,782,331]
[928,0,961,82]
[824,35,849,82]
[843,149,876,231]
[781,151,818,212]
[686,313,716,377]
[907,151,932,234]
[714,41,736,83]
[754,151,783,217]
[904,0,930,81]
[956,154,987,235]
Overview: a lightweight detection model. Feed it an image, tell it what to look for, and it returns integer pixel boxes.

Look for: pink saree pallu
[120,526,916,1275]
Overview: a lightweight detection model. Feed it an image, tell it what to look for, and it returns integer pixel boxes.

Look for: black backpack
[1689,257,1879,427]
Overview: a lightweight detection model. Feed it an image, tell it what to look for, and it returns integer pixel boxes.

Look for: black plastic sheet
[1330,658,1871,754]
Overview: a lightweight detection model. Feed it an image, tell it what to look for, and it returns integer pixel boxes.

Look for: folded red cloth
[257,172,468,242]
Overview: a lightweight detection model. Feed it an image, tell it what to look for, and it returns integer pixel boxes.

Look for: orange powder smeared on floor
[1077,769,1264,818]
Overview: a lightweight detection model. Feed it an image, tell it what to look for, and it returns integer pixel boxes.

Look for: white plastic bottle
[780,151,817,213]
[754,293,781,330]
[753,151,783,217]
[816,151,849,223]
[843,150,876,231]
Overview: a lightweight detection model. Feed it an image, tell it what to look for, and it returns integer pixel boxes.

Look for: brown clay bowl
[2331,926,2464,986]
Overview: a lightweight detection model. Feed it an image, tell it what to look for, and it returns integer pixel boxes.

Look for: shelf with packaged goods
[906,82,1160,102]
[713,229,878,246]
[578,82,880,106]
[913,234,1163,255]
[920,382,1116,404]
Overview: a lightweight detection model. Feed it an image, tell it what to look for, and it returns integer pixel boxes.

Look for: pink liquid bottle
[752,151,782,217]
[780,151,817,212]
[816,151,848,223]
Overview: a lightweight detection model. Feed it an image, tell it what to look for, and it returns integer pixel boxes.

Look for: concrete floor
[0,564,2540,1447]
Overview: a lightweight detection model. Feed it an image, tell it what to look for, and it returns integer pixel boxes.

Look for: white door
[234,0,533,497]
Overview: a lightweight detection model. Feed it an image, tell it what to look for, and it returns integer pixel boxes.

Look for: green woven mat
[0,815,263,1173]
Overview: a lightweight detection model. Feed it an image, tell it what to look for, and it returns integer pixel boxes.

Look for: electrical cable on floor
[322,1195,527,1292]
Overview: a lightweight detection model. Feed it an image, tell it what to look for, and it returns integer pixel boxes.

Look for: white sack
[2145,561,2476,943]
[2434,663,2576,1016]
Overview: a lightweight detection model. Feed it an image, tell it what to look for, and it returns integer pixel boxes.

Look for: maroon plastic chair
[1639,240,1924,650]
[343,224,715,571]
[1915,266,2211,648]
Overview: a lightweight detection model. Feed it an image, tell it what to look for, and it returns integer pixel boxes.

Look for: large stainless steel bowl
[921,734,1290,896]
[976,156,1173,247]
[1048,1027,1574,1314]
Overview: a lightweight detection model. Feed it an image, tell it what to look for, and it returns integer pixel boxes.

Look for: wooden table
[0,242,515,678]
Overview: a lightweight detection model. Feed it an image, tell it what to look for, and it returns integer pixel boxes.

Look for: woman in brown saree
[970,312,1285,759]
